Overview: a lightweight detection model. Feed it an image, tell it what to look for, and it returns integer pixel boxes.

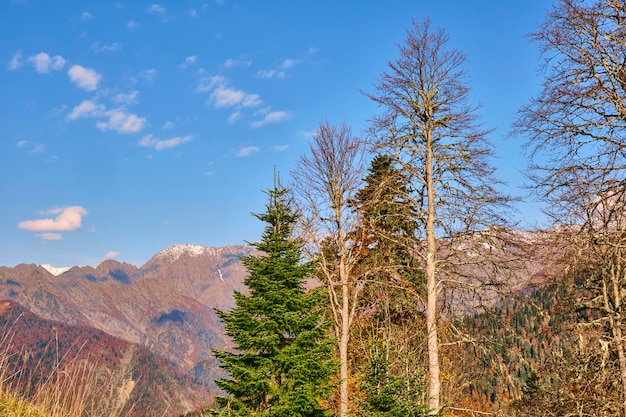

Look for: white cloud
[37,233,62,241]
[210,87,245,108]
[227,111,241,124]
[257,69,285,79]
[257,48,318,79]
[126,20,139,29]
[196,74,226,93]
[139,134,192,151]
[16,140,45,154]
[281,58,301,69]
[224,56,252,68]
[112,90,139,105]
[236,146,260,157]
[92,42,121,53]
[68,99,105,120]
[68,100,145,133]
[28,144,45,154]
[68,65,102,91]
[96,109,146,133]
[272,145,289,151]
[210,87,262,108]
[180,55,197,68]
[187,8,198,18]
[140,68,157,83]
[7,49,23,71]
[28,52,66,73]
[105,251,119,259]
[81,11,93,20]
[19,206,88,232]
[147,4,168,21]
[251,110,290,128]
[50,104,67,117]
[162,121,173,129]
[242,94,261,107]
[147,3,166,14]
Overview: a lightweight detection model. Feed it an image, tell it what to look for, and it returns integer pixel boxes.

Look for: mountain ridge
[0,243,253,384]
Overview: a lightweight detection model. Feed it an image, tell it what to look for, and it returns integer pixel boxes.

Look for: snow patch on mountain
[40,264,71,276]
[155,243,219,262]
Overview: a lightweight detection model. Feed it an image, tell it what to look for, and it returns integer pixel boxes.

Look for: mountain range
[0,243,255,416]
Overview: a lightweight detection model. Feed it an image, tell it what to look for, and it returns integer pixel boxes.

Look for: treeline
[204,1,626,416]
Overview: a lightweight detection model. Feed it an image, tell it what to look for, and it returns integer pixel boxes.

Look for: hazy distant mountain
[0,244,254,388]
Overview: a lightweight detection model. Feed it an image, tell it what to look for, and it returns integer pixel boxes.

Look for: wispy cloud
[147,4,168,21]
[140,68,157,84]
[195,74,226,93]
[236,146,260,157]
[147,3,166,14]
[28,52,66,73]
[163,121,173,129]
[7,49,23,71]
[92,41,121,53]
[224,56,252,68]
[197,75,262,109]
[28,144,45,154]
[37,233,63,240]
[68,100,146,133]
[272,145,289,151]
[139,134,192,151]
[80,11,93,20]
[227,111,241,124]
[16,140,45,154]
[126,20,139,29]
[180,55,197,69]
[257,48,318,79]
[68,99,105,120]
[96,109,146,133]
[112,90,139,105]
[68,65,102,91]
[105,251,119,259]
[257,69,285,79]
[19,206,88,232]
[251,110,290,128]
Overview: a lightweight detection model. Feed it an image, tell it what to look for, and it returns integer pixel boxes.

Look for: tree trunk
[339,260,350,417]
[425,128,440,414]
[607,262,626,417]
[613,322,626,417]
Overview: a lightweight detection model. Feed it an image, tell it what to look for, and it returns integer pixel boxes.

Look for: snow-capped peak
[155,243,216,262]
[40,264,71,276]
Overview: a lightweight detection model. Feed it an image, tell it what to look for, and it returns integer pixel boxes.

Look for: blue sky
[1,0,552,268]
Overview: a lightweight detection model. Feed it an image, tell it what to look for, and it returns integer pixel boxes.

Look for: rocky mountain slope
[0,299,211,417]
[0,244,254,384]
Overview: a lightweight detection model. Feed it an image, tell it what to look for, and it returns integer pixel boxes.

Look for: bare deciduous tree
[366,19,516,414]
[514,1,626,414]
[291,120,366,417]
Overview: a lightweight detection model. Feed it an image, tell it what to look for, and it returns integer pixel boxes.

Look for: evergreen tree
[351,154,428,417]
[211,184,335,417]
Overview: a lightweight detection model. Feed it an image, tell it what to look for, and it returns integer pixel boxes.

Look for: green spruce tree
[211,183,335,417]
[351,154,428,417]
